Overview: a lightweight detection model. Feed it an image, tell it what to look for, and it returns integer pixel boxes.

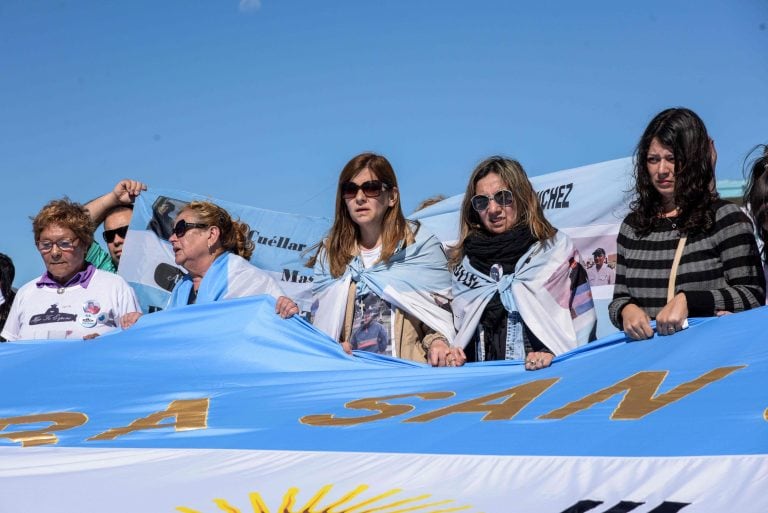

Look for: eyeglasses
[37,239,78,253]
[340,180,390,200]
[470,190,514,212]
[173,219,209,238]
[103,225,129,243]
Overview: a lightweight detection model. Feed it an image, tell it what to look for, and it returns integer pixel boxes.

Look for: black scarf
[463,225,537,361]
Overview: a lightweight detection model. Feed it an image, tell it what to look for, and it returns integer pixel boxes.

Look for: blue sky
[1,0,766,286]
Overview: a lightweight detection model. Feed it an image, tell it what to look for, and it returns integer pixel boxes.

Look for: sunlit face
[344,168,396,233]
[474,172,518,234]
[38,224,86,284]
[104,209,133,265]
[647,137,676,207]
[168,210,213,272]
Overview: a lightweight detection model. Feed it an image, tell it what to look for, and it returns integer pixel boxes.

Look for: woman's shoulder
[91,268,134,290]
[92,267,128,281]
[226,252,269,276]
[711,199,752,226]
[408,219,439,242]
[14,277,42,297]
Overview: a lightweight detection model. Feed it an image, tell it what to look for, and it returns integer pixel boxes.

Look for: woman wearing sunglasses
[1,199,141,341]
[120,200,298,328]
[309,152,455,365]
[449,156,596,370]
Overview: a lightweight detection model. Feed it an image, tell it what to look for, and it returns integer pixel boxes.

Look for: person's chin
[485,223,508,234]
[47,270,73,283]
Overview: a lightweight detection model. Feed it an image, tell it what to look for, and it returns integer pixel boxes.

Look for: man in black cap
[587,247,614,286]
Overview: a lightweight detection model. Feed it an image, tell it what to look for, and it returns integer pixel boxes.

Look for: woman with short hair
[1,199,140,341]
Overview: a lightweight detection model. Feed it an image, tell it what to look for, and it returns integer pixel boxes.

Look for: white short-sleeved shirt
[587,263,615,286]
[1,269,140,341]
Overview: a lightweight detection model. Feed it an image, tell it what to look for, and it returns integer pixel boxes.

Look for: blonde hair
[33,198,95,249]
[450,156,555,267]
[180,201,255,260]
[307,152,413,277]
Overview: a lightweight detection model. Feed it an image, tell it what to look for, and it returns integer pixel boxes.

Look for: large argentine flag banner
[1,297,767,512]
[410,158,635,338]
[118,188,331,314]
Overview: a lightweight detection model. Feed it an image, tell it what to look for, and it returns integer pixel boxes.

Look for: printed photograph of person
[587,247,615,286]
[147,197,184,240]
[349,293,391,355]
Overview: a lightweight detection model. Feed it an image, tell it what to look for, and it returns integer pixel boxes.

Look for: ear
[208,225,221,246]
[388,187,398,207]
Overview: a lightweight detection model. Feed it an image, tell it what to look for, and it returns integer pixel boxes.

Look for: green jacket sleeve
[86,241,117,273]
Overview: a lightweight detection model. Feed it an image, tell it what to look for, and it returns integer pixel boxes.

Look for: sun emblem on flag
[176,484,481,513]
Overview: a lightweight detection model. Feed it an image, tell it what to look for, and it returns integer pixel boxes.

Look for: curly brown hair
[32,198,95,248]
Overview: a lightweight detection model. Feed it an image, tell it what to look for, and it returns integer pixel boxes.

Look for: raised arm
[85,179,147,225]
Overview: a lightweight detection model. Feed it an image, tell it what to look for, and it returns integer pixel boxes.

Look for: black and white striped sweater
[609,200,765,328]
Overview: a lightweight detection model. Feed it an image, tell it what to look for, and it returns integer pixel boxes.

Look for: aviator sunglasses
[102,225,129,243]
[340,180,391,200]
[173,219,209,238]
[470,189,515,212]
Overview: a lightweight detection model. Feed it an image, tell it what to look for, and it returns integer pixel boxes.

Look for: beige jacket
[339,282,446,364]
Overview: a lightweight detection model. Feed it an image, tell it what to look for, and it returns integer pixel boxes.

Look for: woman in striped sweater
[609,108,765,340]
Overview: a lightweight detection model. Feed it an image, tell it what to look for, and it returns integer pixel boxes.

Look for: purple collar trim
[36,263,96,289]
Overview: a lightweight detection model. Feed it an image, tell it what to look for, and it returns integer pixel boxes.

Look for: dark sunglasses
[340,180,391,200]
[102,225,129,243]
[470,189,515,212]
[173,219,209,238]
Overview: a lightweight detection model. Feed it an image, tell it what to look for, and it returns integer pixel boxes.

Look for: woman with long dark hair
[0,253,16,342]
[743,145,768,270]
[609,108,765,339]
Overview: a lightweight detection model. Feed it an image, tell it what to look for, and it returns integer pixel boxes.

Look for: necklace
[666,217,678,230]
[659,207,680,231]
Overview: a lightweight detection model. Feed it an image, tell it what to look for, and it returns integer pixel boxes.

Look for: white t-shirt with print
[1,269,140,341]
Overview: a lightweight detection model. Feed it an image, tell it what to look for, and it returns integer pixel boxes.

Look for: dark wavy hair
[0,253,15,341]
[743,144,768,262]
[628,107,718,236]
